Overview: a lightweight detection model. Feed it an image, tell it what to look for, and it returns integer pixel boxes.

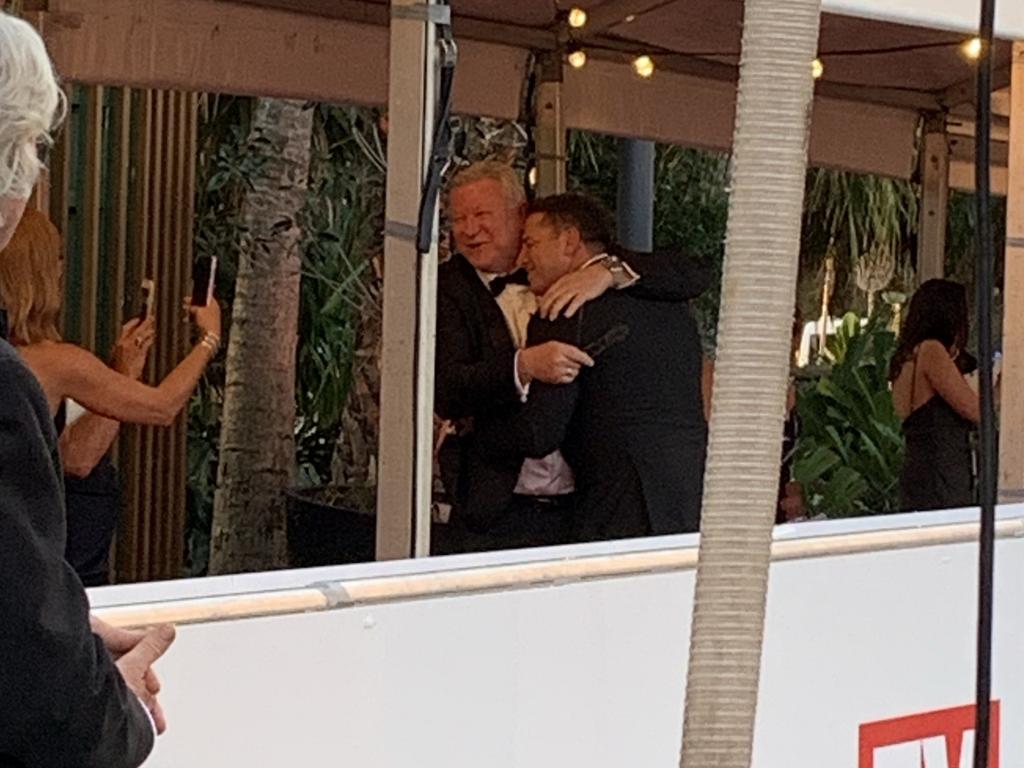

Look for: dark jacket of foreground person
[0,339,154,768]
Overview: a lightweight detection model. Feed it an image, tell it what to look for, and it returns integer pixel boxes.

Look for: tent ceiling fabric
[220,0,1014,114]
[33,0,1019,179]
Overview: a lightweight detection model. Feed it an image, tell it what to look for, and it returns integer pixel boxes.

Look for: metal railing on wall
[46,84,198,583]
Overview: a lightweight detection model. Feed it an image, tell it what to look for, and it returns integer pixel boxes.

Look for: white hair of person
[0,12,64,202]
[448,160,526,210]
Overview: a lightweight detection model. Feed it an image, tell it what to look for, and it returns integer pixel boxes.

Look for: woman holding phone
[0,209,221,583]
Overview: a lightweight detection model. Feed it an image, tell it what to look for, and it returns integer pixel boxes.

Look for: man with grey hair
[0,13,173,766]
[0,14,63,249]
[436,160,707,551]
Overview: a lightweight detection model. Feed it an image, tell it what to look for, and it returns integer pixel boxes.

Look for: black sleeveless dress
[56,402,122,587]
[899,360,975,512]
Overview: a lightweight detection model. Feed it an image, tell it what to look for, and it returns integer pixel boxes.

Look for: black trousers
[64,457,120,587]
[440,494,575,555]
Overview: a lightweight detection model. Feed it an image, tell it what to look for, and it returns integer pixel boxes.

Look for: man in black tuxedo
[435,162,707,550]
[474,194,708,539]
[0,13,173,766]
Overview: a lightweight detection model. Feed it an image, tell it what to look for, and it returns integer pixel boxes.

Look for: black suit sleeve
[0,358,154,768]
[434,282,518,420]
[620,249,710,302]
[474,315,581,461]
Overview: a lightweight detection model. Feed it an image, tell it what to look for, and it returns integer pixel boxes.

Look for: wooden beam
[564,58,920,179]
[375,0,439,560]
[941,61,1013,109]
[228,0,377,20]
[916,113,949,282]
[535,53,566,196]
[948,160,1009,196]
[999,40,1024,502]
[993,88,1011,118]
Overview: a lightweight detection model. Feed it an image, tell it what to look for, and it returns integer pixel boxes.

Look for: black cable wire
[972,0,997,764]
[588,32,981,62]
[415,1,457,255]
[521,58,539,202]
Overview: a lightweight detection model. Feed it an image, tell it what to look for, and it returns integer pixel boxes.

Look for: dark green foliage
[568,131,729,350]
[185,100,384,575]
[793,312,904,517]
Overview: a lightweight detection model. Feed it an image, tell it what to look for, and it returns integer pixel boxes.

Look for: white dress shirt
[477,269,575,497]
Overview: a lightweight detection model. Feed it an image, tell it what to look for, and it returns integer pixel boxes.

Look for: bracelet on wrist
[199,331,221,356]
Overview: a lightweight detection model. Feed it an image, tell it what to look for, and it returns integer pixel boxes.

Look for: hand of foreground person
[115,624,177,734]
[91,614,148,657]
[537,263,614,320]
[518,341,594,386]
[111,318,156,379]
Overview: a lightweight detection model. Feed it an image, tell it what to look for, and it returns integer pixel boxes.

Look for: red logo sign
[859,702,1000,768]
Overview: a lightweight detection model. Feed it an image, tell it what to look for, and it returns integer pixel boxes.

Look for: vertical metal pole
[376,0,439,560]
[617,138,656,251]
[535,52,566,197]
[916,113,950,283]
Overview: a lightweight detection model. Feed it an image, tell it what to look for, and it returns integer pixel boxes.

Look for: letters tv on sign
[859,702,1000,768]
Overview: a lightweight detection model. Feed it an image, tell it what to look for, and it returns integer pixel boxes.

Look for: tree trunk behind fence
[209,98,313,575]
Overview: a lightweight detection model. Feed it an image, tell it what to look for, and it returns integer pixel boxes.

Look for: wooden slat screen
[49,84,198,583]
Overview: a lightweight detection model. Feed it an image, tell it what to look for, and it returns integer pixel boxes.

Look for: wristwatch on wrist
[601,254,639,289]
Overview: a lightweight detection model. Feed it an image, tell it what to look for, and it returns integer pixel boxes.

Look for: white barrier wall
[93,508,1024,768]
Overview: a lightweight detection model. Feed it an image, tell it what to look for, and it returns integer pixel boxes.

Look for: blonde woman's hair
[448,160,526,210]
[0,12,65,202]
[0,208,63,344]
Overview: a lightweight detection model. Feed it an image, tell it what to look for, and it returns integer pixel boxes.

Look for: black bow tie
[489,269,530,297]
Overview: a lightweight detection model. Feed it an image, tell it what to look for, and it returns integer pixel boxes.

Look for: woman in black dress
[889,280,984,512]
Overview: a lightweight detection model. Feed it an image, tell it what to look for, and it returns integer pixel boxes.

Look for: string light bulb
[962,37,983,60]
[812,58,824,80]
[632,54,655,79]
[567,45,588,69]
[567,7,588,29]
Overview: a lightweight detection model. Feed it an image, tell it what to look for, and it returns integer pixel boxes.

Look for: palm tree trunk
[208,98,313,575]
[680,1,822,766]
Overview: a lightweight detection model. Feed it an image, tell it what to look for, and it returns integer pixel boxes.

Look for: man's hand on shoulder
[517,341,594,386]
[537,262,614,320]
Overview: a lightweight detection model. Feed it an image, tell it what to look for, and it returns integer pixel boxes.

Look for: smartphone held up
[191,256,217,308]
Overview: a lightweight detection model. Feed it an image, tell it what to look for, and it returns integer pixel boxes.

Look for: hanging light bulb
[567,7,588,29]
[567,44,588,69]
[632,54,655,79]
[962,37,983,60]
[811,58,825,80]
[528,166,538,188]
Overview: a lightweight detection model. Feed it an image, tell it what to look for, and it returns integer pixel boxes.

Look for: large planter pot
[286,485,376,567]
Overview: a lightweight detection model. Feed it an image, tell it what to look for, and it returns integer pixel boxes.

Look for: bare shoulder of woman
[917,338,953,369]
[35,342,106,389]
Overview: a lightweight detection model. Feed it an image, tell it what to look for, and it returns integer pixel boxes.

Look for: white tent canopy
[34,0,1017,181]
